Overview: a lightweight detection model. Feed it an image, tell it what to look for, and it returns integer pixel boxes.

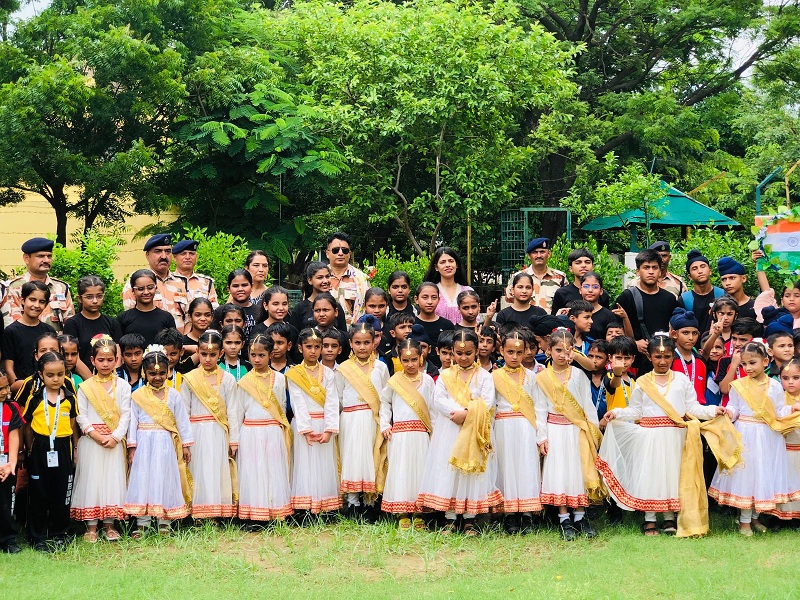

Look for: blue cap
[718,256,746,277]
[649,240,671,252]
[172,239,199,254]
[356,314,382,333]
[409,323,431,345]
[143,234,172,252]
[670,307,699,330]
[526,237,550,254]
[765,313,794,337]
[685,249,709,272]
[21,237,54,254]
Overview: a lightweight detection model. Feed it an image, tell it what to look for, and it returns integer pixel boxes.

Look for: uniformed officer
[170,239,218,308]
[1,238,75,331]
[121,234,189,330]
[503,237,567,312]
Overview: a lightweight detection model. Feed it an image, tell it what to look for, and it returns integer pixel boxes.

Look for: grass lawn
[8,512,800,599]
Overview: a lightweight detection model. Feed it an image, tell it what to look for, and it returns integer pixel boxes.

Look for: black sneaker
[32,541,50,553]
[574,517,598,538]
[520,515,537,534]
[559,519,578,541]
[2,542,21,554]
[503,514,521,534]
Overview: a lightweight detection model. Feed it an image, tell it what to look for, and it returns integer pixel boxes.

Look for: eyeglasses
[329,247,350,255]
[582,284,601,290]
[133,285,157,293]
[81,294,105,301]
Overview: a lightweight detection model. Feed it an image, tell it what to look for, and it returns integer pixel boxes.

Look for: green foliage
[547,236,628,300]
[49,230,124,316]
[179,226,251,299]
[362,249,430,294]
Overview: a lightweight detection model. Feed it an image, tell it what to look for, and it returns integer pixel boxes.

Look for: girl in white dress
[337,321,390,518]
[709,341,800,535]
[380,339,435,530]
[770,359,800,520]
[71,336,131,542]
[534,328,603,541]
[288,328,341,514]
[181,330,239,519]
[416,329,502,536]
[493,330,548,534]
[235,333,292,523]
[125,347,194,537]
[599,334,727,537]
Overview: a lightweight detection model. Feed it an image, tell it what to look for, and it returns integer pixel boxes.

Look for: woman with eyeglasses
[493,272,546,328]
[63,276,123,377]
[578,272,626,341]
[116,270,176,345]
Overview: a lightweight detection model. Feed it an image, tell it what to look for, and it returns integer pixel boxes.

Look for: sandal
[398,517,412,530]
[158,524,171,536]
[439,522,457,535]
[462,521,479,537]
[131,528,144,540]
[104,528,122,542]
[751,519,768,534]
[641,521,659,536]
[738,524,754,537]
[83,531,99,544]
[412,517,427,531]
[660,520,677,535]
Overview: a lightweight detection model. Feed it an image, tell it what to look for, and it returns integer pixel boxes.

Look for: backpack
[680,287,724,313]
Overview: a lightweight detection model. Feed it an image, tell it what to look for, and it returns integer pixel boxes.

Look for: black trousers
[0,470,17,546]
[27,435,73,544]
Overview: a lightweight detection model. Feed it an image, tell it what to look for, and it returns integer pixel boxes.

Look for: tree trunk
[538,152,569,239]
[52,187,69,246]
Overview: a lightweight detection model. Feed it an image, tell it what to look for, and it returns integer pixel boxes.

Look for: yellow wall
[0,191,179,281]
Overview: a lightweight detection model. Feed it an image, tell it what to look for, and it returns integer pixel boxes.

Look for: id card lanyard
[43,392,62,460]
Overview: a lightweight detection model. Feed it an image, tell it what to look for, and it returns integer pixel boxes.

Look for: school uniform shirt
[387,303,417,319]
[1,400,24,455]
[288,299,348,333]
[15,376,77,414]
[116,307,176,346]
[602,374,635,411]
[116,368,144,391]
[705,361,722,405]
[2,320,56,382]
[494,305,547,328]
[588,306,617,341]
[671,353,708,405]
[414,316,454,368]
[590,376,607,420]
[23,387,77,438]
[63,313,123,368]
[737,298,757,320]
[550,282,610,314]
[714,356,744,407]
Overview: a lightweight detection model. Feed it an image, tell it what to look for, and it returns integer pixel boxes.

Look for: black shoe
[32,541,50,553]
[574,517,598,538]
[520,515,537,534]
[2,543,21,554]
[503,514,521,534]
[559,519,578,541]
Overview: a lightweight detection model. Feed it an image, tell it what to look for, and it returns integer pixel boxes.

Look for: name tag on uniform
[0,454,7,466]
[707,379,720,395]
[47,451,59,468]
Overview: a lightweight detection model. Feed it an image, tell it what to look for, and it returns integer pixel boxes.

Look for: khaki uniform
[628,271,686,299]
[172,271,218,308]
[329,265,370,325]
[122,272,189,330]
[505,266,567,312]
[1,273,75,331]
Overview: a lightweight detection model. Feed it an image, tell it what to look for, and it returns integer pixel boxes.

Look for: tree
[250,0,578,257]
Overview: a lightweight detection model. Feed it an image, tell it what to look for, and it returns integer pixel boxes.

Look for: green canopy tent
[580,182,741,251]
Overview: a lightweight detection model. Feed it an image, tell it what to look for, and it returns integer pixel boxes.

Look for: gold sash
[493,368,537,430]
[388,374,432,433]
[80,377,121,432]
[440,368,492,474]
[286,365,326,408]
[183,369,238,503]
[131,387,193,506]
[637,374,741,537]
[238,371,293,470]
[339,359,388,498]
[537,367,606,503]
[732,378,800,433]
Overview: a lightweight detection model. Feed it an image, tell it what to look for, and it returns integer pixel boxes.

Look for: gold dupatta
[493,368,537,430]
[440,368,492,474]
[238,370,293,470]
[388,374,432,433]
[183,369,238,502]
[732,378,800,433]
[131,387,193,506]
[637,373,741,538]
[285,365,326,408]
[339,359,388,498]
[80,377,121,431]
[537,367,606,503]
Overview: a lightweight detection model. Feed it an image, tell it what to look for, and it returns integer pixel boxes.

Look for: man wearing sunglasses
[325,232,370,325]
[550,248,610,315]
[120,233,189,330]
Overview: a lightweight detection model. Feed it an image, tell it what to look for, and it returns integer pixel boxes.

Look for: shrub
[180,226,252,299]
[362,249,430,293]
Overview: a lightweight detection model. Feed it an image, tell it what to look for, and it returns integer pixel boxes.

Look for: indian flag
[755,215,800,271]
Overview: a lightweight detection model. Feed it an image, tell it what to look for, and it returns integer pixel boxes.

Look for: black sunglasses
[330,247,351,255]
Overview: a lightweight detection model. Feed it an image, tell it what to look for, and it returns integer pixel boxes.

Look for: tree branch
[594,131,634,159]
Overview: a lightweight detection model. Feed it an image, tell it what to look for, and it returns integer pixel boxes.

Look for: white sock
[662,511,675,521]
[644,511,657,522]
[573,510,585,522]
[136,516,151,527]
[522,512,532,518]
[347,493,361,507]
[558,513,570,523]
[445,510,456,521]
[86,519,99,527]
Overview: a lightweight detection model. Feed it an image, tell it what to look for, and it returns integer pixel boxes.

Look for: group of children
[8,263,800,553]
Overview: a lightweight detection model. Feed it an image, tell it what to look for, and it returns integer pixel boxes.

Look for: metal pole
[466,212,472,285]
[756,167,782,214]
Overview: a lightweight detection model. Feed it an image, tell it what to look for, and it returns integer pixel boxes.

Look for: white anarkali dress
[337,360,390,496]
[289,365,342,513]
[71,378,132,521]
[125,388,194,519]
[709,379,800,512]
[416,368,503,515]
[235,372,292,521]
[597,372,716,512]
[379,373,435,514]
[493,367,548,513]
[773,395,800,518]
[535,367,598,508]
[181,370,239,518]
